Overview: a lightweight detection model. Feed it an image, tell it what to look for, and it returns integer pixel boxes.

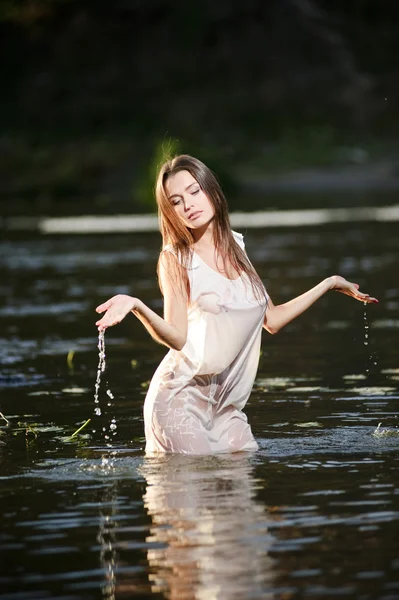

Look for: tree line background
[1,0,399,215]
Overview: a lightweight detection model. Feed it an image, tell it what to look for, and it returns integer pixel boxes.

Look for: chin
[189,216,212,229]
[186,220,202,229]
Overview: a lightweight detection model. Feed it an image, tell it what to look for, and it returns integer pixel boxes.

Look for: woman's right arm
[95,253,188,351]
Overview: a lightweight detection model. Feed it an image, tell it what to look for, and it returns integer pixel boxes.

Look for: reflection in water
[140,454,276,599]
[98,481,118,600]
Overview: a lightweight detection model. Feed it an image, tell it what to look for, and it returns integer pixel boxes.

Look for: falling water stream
[91,330,119,471]
[93,330,105,417]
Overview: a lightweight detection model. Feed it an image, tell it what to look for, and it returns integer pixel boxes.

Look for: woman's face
[165,170,215,231]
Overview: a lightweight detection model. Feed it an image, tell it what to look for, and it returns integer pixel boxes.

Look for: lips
[188,211,202,221]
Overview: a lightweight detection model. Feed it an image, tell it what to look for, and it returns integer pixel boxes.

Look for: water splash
[373,423,399,437]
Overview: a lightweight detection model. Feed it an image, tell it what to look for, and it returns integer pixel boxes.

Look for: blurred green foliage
[1,0,399,214]
[135,138,181,212]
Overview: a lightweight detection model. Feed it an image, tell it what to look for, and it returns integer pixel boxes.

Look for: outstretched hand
[330,276,378,304]
[95,294,137,331]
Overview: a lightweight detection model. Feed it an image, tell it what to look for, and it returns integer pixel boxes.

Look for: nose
[183,199,193,212]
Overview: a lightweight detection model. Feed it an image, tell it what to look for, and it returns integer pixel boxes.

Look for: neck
[191,220,215,247]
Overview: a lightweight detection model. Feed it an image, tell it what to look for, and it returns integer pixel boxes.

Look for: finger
[96,305,109,314]
[96,313,121,328]
[355,292,379,304]
[95,313,112,325]
[356,294,370,302]
[96,300,113,313]
[95,317,107,330]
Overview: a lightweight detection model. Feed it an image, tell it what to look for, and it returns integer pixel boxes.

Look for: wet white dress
[143,231,267,454]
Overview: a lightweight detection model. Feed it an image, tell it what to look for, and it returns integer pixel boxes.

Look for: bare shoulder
[159,247,177,268]
[158,247,181,279]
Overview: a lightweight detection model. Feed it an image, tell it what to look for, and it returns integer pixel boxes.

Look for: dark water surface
[1,222,398,599]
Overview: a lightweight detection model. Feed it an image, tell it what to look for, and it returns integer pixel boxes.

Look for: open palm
[331,276,378,304]
[95,294,136,330]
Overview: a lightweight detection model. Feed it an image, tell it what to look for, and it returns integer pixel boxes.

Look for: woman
[95,155,378,454]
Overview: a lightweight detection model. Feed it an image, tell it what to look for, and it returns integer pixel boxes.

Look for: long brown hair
[155,154,266,303]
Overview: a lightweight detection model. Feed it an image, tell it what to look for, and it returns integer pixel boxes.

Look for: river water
[0,220,398,599]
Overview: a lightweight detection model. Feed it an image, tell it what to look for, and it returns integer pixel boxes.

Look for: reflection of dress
[140,454,275,598]
[144,231,267,454]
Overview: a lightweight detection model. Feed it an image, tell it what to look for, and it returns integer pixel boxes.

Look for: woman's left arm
[263,275,378,335]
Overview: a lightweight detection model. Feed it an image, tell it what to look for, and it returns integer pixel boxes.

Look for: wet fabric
[144,231,267,454]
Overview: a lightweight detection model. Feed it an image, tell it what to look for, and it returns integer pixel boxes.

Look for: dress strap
[162,245,200,270]
[232,230,245,250]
